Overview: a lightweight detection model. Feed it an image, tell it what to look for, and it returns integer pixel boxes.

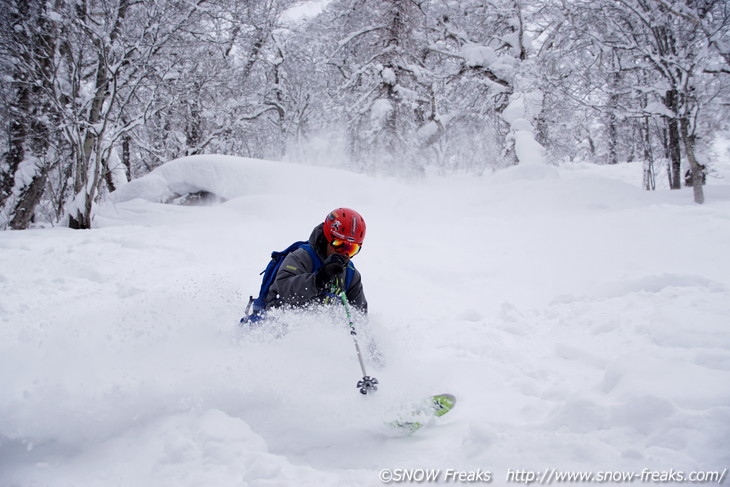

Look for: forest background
[1,0,729,229]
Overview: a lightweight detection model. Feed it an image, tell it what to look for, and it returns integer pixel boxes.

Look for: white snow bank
[110,154,367,204]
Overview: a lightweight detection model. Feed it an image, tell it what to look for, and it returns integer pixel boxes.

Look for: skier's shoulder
[281,244,318,272]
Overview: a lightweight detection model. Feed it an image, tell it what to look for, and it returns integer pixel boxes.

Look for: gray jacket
[265,223,367,312]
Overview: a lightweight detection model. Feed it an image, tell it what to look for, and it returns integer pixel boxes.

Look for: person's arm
[267,249,320,307]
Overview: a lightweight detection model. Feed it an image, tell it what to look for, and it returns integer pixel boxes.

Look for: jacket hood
[308,223,328,260]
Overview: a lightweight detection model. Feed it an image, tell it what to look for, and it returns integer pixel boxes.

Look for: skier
[263,208,367,314]
[242,208,384,389]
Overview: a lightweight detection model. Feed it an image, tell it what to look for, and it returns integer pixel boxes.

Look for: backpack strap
[300,243,322,272]
[345,261,355,290]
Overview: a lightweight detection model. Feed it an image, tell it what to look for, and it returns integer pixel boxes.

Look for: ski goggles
[330,239,362,257]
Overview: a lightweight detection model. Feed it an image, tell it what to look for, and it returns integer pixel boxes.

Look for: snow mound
[110,155,367,204]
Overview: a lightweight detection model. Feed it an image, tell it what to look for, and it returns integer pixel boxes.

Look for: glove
[315,253,348,290]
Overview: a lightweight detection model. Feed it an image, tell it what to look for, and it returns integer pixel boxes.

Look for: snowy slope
[2,155,730,486]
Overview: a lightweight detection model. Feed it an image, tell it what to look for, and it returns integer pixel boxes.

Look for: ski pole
[332,284,378,395]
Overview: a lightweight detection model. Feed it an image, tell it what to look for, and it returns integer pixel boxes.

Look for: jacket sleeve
[267,248,321,308]
[346,268,368,313]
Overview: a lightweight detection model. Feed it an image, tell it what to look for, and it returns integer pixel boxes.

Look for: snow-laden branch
[426,43,511,88]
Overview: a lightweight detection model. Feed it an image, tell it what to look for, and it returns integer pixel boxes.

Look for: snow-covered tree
[132,0,300,167]
[319,0,433,174]
[1,0,299,228]
[420,0,551,168]
[0,0,221,228]
[0,0,60,229]
[542,0,729,202]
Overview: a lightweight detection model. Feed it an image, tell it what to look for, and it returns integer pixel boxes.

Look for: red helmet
[323,208,366,245]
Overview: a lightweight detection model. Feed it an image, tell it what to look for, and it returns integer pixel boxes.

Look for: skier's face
[327,239,360,259]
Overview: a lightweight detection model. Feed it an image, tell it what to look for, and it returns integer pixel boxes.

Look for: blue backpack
[241,241,355,323]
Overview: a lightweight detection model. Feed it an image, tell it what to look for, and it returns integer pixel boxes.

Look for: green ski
[390,393,457,433]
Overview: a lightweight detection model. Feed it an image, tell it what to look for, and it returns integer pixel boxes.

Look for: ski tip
[432,393,457,417]
[387,394,458,435]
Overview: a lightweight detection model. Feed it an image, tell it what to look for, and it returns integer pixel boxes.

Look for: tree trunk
[1,1,31,212]
[122,133,131,181]
[642,117,656,191]
[1,89,27,211]
[680,117,705,204]
[3,0,58,228]
[665,90,682,189]
[607,112,618,165]
[9,166,48,229]
[69,0,130,229]
[607,67,620,165]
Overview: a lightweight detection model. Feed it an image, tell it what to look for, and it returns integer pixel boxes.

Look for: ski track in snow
[1,156,730,486]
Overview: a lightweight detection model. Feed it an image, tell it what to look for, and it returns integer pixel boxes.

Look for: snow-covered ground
[2,155,729,486]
